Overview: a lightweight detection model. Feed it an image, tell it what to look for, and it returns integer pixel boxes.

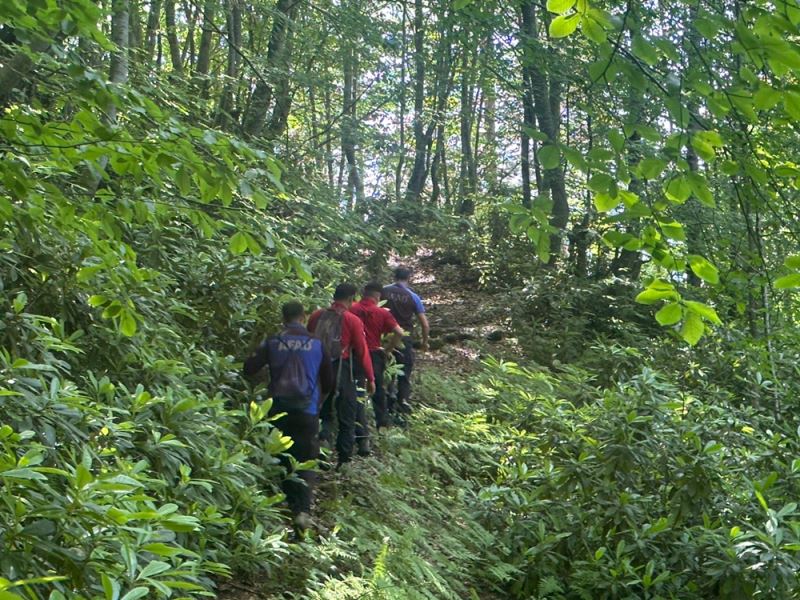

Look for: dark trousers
[369,350,389,428]
[270,409,319,515]
[394,337,415,407]
[354,350,388,443]
[320,359,358,463]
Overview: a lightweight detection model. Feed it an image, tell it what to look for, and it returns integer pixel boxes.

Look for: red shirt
[308,301,375,382]
[350,297,399,351]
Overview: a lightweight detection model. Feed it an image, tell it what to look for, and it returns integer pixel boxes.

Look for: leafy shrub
[475,359,800,599]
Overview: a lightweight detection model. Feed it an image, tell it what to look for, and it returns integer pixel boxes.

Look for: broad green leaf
[775,273,800,289]
[137,561,171,580]
[684,301,722,325]
[636,288,679,305]
[119,309,137,337]
[638,157,667,180]
[688,255,720,285]
[680,312,704,345]
[665,176,691,204]
[546,0,576,13]
[88,295,108,307]
[687,172,714,207]
[229,231,248,255]
[539,145,560,169]
[784,255,800,270]
[593,193,619,212]
[549,13,581,38]
[632,35,659,66]
[784,91,800,120]
[655,302,682,326]
[581,15,606,42]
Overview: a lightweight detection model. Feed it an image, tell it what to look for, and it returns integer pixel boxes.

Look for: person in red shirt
[350,282,406,441]
[308,283,375,466]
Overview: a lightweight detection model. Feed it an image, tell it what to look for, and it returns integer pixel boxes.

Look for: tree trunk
[143,0,161,66]
[195,0,216,78]
[342,43,364,208]
[215,0,241,129]
[242,0,298,137]
[394,0,408,201]
[458,38,477,214]
[165,0,183,75]
[404,0,427,203]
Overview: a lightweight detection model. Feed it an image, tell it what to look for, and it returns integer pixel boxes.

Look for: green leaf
[593,193,619,212]
[688,255,720,285]
[784,255,800,270]
[665,176,691,204]
[88,295,108,307]
[680,312,704,345]
[229,231,248,255]
[581,15,606,43]
[120,588,149,600]
[138,561,171,580]
[119,309,137,337]
[546,0,576,12]
[655,302,682,326]
[549,13,581,38]
[636,288,679,305]
[632,35,659,66]
[638,158,667,180]
[687,173,714,207]
[775,273,800,289]
[784,91,800,120]
[539,145,560,169]
[684,301,722,325]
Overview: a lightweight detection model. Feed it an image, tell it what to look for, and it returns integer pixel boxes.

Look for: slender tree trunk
[215,0,241,129]
[394,0,408,201]
[458,38,476,214]
[404,0,427,202]
[165,0,183,75]
[242,0,298,137]
[195,0,216,78]
[342,43,364,208]
[144,0,161,67]
[521,0,568,261]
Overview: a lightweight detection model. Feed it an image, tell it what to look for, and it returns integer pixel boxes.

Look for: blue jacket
[243,323,334,415]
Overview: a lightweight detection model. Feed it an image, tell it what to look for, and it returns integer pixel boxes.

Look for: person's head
[333,282,358,307]
[394,266,412,282]
[363,281,383,300]
[281,300,306,324]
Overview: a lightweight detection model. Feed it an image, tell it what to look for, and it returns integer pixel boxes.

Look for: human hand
[367,380,376,395]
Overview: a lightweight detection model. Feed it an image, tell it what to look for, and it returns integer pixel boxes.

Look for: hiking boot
[357,439,371,457]
[396,400,413,414]
[293,511,313,534]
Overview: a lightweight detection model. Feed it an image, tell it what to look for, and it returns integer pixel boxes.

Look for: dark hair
[281,300,305,323]
[333,283,358,301]
[363,282,383,295]
[394,266,412,281]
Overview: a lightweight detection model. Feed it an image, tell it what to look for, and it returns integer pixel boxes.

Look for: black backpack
[270,336,317,411]
[314,309,344,359]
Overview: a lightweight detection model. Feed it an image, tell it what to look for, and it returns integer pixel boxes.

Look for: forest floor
[218,250,521,599]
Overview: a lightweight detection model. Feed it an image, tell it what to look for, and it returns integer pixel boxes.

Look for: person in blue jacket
[243,300,334,532]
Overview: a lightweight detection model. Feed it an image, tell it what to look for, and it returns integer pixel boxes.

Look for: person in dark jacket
[382,267,430,414]
[308,283,375,467]
[242,300,334,532]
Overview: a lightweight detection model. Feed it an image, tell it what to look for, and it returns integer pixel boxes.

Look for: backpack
[270,336,317,411]
[314,309,344,359]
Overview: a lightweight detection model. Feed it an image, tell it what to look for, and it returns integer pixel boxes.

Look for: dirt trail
[218,249,517,599]
[391,248,521,375]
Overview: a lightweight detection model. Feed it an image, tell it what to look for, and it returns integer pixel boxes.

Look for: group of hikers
[243,266,430,532]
